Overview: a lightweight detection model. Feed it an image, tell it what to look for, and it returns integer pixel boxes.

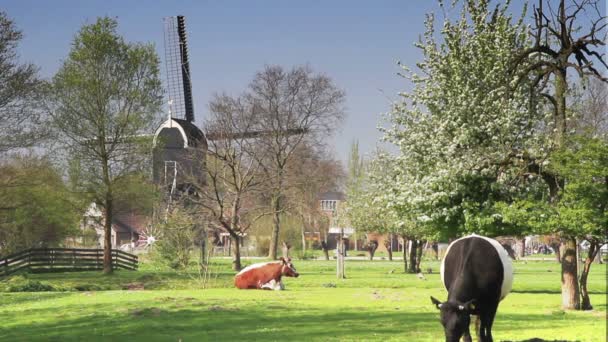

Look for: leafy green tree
[510,0,607,310]
[548,136,607,310]
[0,156,79,255]
[49,17,163,273]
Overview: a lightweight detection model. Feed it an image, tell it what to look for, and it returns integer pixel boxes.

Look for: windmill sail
[163,15,195,122]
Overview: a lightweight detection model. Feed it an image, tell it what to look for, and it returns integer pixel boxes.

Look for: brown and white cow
[234,257,299,290]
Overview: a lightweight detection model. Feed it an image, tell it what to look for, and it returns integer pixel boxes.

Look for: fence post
[96,249,100,270]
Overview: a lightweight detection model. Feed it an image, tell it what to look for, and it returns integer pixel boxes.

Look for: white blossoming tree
[341,151,434,273]
[383,0,541,240]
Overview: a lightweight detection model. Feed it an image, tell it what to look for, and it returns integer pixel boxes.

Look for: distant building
[318,191,358,250]
[80,203,150,249]
[317,191,402,254]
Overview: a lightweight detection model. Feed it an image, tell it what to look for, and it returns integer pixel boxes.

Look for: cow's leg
[261,279,276,290]
[462,317,472,342]
[479,307,497,342]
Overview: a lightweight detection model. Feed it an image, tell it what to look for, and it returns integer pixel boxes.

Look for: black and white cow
[430,234,513,342]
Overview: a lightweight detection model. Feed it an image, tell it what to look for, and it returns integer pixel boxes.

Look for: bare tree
[192,94,269,271]
[574,77,607,137]
[283,143,344,256]
[0,11,46,154]
[512,0,607,310]
[247,65,346,259]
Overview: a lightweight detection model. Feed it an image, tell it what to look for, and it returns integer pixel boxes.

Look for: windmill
[153,15,207,205]
[151,16,310,262]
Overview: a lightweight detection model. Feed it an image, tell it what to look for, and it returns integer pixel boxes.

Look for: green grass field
[0,258,606,341]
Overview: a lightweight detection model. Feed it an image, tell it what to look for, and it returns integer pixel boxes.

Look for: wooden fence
[0,248,138,276]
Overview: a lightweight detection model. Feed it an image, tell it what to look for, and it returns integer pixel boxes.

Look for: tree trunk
[367,241,378,261]
[554,68,568,147]
[561,237,580,310]
[301,220,307,256]
[321,241,329,260]
[550,242,562,263]
[103,196,113,274]
[408,239,418,273]
[580,241,599,310]
[268,195,281,260]
[101,150,113,274]
[384,239,393,261]
[282,241,291,259]
[519,237,526,258]
[416,240,426,273]
[337,233,345,279]
[232,235,241,271]
[432,242,439,260]
[402,235,408,273]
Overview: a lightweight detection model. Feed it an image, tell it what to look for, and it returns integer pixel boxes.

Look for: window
[164,161,177,186]
[321,200,337,212]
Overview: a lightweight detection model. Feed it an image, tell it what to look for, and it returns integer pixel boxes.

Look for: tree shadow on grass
[0,304,439,341]
[502,339,580,342]
[511,289,605,295]
[0,301,602,342]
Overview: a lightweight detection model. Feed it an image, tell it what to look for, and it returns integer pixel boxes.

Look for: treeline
[0,13,345,273]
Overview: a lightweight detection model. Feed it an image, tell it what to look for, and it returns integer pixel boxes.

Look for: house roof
[319,191,345,201]
[112,213,149,234]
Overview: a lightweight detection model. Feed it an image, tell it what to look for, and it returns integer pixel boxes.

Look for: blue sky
[4,0,530,165]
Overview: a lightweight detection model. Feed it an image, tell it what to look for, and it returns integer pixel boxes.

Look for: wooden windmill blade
[206,127,309,141]
[163,15,195,122]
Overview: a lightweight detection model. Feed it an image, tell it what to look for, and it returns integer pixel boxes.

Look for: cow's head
[280,257,299,278]
[430,296,476,342]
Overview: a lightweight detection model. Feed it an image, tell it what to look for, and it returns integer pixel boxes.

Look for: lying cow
[234,257,299,290]
[431,234,513,342]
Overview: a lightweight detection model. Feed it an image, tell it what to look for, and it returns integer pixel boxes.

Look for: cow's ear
[280,257,287,264]
[430,296,442,309]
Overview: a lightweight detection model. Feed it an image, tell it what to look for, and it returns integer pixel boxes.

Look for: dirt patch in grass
[208,305,238,312]
[130,307,163,317]
[122,282,145,291]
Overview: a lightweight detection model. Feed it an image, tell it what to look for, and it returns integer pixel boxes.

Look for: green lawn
[0,258,606,341]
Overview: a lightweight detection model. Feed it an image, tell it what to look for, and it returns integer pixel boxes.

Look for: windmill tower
[153,16,207,204]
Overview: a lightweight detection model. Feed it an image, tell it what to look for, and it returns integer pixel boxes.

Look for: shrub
[73,284,104,291]
[154,209,198,269]
[8,279,56,292]
[255,238,270,257]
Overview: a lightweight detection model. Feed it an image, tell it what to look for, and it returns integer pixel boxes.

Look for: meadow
[0,257,606,341]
